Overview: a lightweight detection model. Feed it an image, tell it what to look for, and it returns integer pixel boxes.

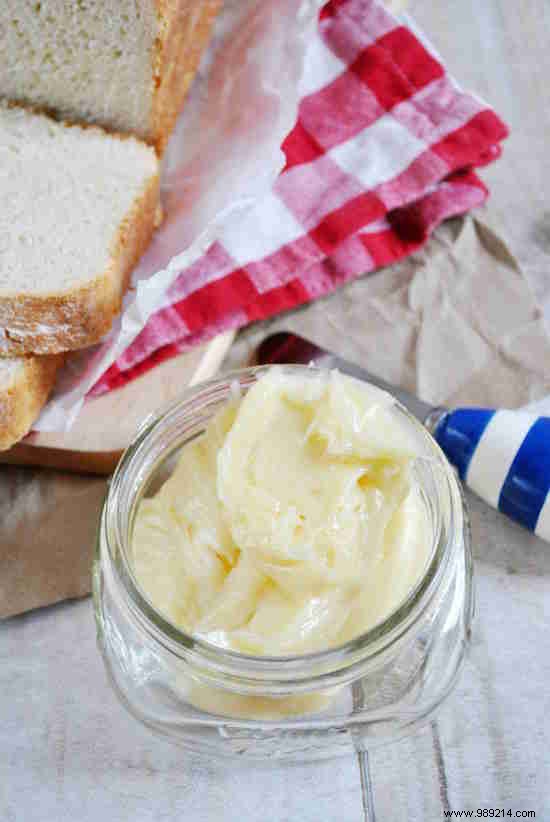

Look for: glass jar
[93,366,473,760]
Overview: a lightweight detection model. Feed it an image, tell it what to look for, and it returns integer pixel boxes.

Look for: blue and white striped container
[433,409,550,541]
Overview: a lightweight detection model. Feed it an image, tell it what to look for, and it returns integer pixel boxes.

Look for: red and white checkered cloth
[92,0,507,396]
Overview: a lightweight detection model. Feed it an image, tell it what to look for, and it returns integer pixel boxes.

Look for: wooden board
[0,332,235,475]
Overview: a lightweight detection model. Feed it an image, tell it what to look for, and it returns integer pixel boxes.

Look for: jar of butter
[93,365,473,759]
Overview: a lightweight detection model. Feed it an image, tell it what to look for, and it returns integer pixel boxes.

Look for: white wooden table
[1,1,549,819]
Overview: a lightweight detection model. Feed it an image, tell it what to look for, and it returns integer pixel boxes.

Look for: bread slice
[0,0,221,152]
[0,355,63,450]
[0,102,160,357]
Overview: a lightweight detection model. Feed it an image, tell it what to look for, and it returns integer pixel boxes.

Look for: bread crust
[150,0,222,152]
[0,0,220,355]
[0,355,63,450]
[0,137,160,356]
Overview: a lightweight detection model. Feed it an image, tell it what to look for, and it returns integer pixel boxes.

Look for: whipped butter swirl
[132,370,432,656]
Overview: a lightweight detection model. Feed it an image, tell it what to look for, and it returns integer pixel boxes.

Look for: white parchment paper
[35,0,323,431]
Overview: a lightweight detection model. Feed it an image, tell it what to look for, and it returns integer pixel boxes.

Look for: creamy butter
[132,370,432,656]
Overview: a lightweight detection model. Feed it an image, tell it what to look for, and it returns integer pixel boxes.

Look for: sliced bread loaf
[0,0,221,152]
[0,102,160,356]
[0,355,63,450]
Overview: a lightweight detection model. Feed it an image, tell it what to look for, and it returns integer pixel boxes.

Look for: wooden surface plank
[368,492,550,820]
[0,600,365,822]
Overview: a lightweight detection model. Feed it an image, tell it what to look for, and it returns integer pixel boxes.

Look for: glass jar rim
[99,364,465,687]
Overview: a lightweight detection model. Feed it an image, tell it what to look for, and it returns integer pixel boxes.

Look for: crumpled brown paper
[227,214,550,407]
[0,470,106,618]
[2,213,549,618]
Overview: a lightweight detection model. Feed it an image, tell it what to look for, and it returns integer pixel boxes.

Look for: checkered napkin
[92,0,508,396]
